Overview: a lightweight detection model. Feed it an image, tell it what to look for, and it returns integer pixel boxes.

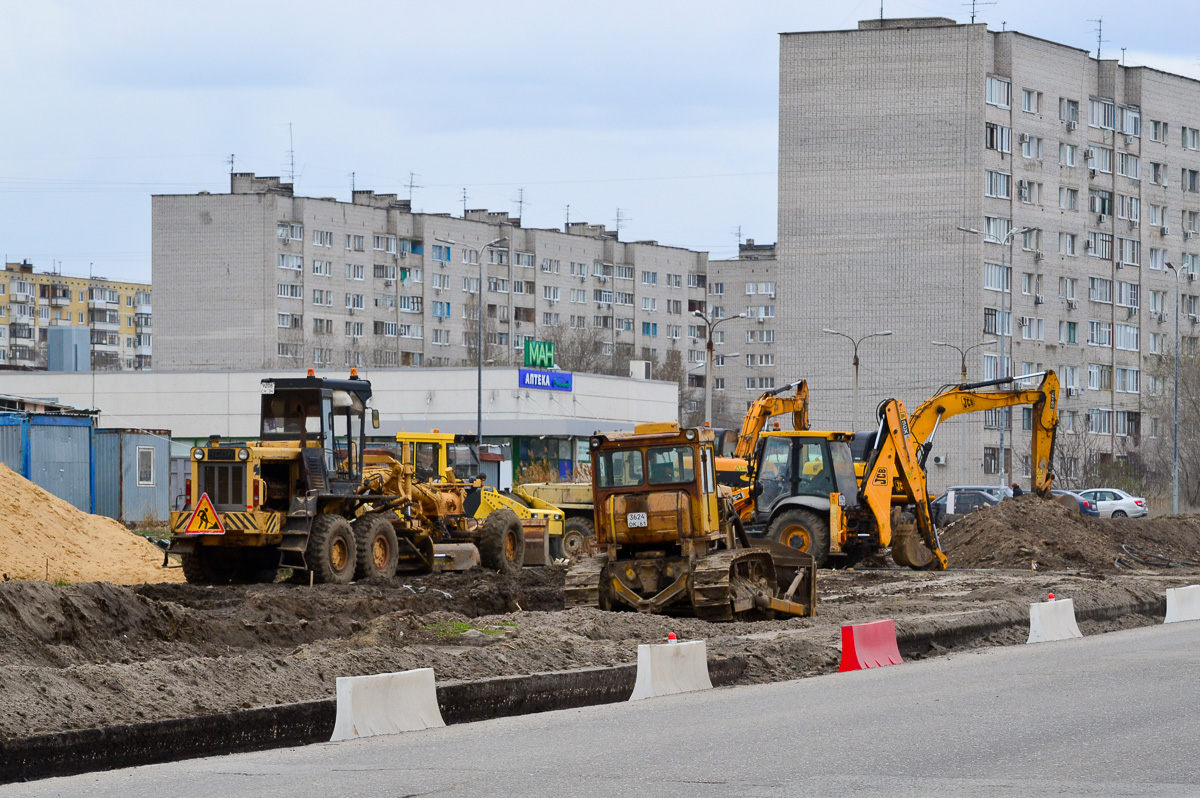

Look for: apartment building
[153,175,710,399]
[778,17,1200,486]
[706,240,781,429]
[0,261,152,371]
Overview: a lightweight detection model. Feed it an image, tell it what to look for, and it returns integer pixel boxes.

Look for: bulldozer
[563,423,816,621]
[167,371,562,584]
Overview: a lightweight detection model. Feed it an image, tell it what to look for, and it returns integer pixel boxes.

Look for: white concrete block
[330,667,445,741]
[1027,598,1083,644]
[1165,585,1200,624]
[629,640,712,701]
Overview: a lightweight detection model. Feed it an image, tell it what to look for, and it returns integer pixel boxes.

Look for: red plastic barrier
[837,619,904,672]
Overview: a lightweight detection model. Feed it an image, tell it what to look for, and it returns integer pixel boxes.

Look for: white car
[1076,488,1148,518]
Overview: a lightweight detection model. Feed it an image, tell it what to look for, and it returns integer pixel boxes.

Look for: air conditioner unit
[757,317,765,324]
[351,336,361,343]
[1066,120,1077,131]
[1018,317,1029,327]
[1066,299,1079,309]
[931,455,946,466]
[1126,306,1137,318]
[1034,294,1045,305]
[598,276,608,283]
[1090,169,1098,178]
[1187,231,1196,240]
[1191,273,1198,282]
[1161,226,1171,236]
[1116,261,1124,270]
[1018,133,1030,144]
[384,280,394,287]
[1065,386,1080,397]
[1097,214,1107,224]
[1085,239,1094,249]
[1034,250,1044,262]
[1191,314,1200,324]
[515,321,523,328]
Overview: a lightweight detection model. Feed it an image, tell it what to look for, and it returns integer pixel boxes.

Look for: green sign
[524,339,555,369]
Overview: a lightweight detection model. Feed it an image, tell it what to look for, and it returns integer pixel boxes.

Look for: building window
[985,170,1011,199]
[1059,98,1079,123]
[1087,146,1113,174]
[136,446,155,487]
[278,253,302,271]
[985,123,1011,153]
[1059,143,1077,167]
[1021,89,1042,113]
[1089,97,1116,130]
[1058,233,1077,256]
[1117,152,1140,180]
[1087,232,1113,259]
[1059,187,1078,211]
[986,76,1011,108]
[1184,127,1200,151]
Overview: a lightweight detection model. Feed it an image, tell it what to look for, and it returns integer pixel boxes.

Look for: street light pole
[435,234,507,456]
[932,339,997,481]
[822,328,893,431]
[692,310,746,426]
[1167,262,1181,514]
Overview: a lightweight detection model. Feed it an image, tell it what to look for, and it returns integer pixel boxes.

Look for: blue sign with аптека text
[519,368,573,392]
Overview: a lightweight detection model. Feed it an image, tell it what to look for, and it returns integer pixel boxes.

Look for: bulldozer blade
[890,530,936,569]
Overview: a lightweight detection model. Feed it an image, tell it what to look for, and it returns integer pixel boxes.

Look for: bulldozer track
[563,555,606,609]
[691,549,778,621]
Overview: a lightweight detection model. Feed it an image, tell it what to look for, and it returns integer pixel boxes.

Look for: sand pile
[939,493,1200,571]
[0,463,183,584]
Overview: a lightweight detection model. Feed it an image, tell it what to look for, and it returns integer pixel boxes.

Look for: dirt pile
[0,463,182,584]
[939,493,1200,571]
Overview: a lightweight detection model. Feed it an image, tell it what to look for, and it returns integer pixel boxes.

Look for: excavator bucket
[890,528,936,569]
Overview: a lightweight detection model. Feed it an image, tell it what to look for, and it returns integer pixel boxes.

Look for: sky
[0,0,1197,284]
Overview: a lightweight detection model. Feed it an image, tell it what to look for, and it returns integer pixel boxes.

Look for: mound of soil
[0,463,181,584]
[939,493,1200,571]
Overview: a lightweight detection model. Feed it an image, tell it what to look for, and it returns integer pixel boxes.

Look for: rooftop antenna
[287,122,295,183]
[461,188,469,217]
[227,154,235,174]
[614,208,631,235]
[350,171,356,194]
[514,187,526,220]
[406,172,422,203]
[565,204,570,230]
[1088,17,1107,59]
[734,224,743,254]
[962,0,995,24]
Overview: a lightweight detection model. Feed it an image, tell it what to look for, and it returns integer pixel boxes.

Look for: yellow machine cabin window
[414,442,443,481]
[646,446,695,486]
[597,449,645,488]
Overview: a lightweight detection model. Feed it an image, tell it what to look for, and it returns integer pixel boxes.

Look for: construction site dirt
[4,497,1200,743]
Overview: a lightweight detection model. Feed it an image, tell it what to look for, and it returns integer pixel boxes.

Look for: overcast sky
[1,0,1196,284]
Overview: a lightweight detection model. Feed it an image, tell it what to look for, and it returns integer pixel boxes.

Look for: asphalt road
[10,622,1200,797]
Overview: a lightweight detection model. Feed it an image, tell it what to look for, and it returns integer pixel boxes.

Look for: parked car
[948,484,1014,501]
[931,489,1002,524]
[1050,489,1100,517]
[1076,488,1148,518]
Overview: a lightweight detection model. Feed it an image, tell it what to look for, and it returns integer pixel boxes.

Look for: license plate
[626,512,648,528]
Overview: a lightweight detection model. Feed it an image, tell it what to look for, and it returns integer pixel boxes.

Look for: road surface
[9,621,1200,797]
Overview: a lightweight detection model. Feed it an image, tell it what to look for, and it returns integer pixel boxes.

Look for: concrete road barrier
[838,619,904,672]
[629,640,712,701]
[1165,585,1200,624]
[330,668,445,741]
[1027,598,1083,643]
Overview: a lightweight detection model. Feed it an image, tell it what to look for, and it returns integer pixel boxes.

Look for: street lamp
[435,234,507,455]
[963,224,1033,486]
[691,310,746,426]
[1167,262,1181,513]
[822,328,893,431]
[932,338,996,481]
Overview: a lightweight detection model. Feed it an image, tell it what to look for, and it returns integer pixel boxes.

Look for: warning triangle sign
[185,493,226,534]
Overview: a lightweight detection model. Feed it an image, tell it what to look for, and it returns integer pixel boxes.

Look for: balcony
[135,302,152,315]
[50,295,71,308]
[88,298,118,310]
[8,291,31,304]
[134,344,152,356]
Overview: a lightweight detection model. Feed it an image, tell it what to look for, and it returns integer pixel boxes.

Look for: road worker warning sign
[185,493,226,534]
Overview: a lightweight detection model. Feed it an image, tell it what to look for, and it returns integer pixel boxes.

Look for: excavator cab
[751,433,860,525]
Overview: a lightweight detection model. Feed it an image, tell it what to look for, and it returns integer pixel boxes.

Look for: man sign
[185,494,225,534]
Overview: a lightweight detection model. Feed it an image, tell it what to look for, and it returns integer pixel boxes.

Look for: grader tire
[355,514,400,580]
[554,516,594,562]
[768,509,831,567]
[180,549,239,585]
[480,508,525,574]
[307,514,357,584]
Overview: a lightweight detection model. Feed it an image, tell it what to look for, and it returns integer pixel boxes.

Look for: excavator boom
[909,371,1060,496]
[734,380,809,459]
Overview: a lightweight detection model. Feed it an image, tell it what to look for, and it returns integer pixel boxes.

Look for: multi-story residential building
[153,175,710,403]
[707,240,781,429]
[778,17,1199,487]
[0,261,152,371]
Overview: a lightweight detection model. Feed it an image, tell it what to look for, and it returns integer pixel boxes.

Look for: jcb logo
[872,467,890,486]
[961,396,976,410]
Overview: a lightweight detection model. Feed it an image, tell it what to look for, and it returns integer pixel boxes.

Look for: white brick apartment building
[778,17,1200,487]
[153,174,712,411]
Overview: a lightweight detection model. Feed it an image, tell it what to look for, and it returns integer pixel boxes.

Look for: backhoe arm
[734,380,809,459]
[860,399,948,571]
[909,371,1060,496]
